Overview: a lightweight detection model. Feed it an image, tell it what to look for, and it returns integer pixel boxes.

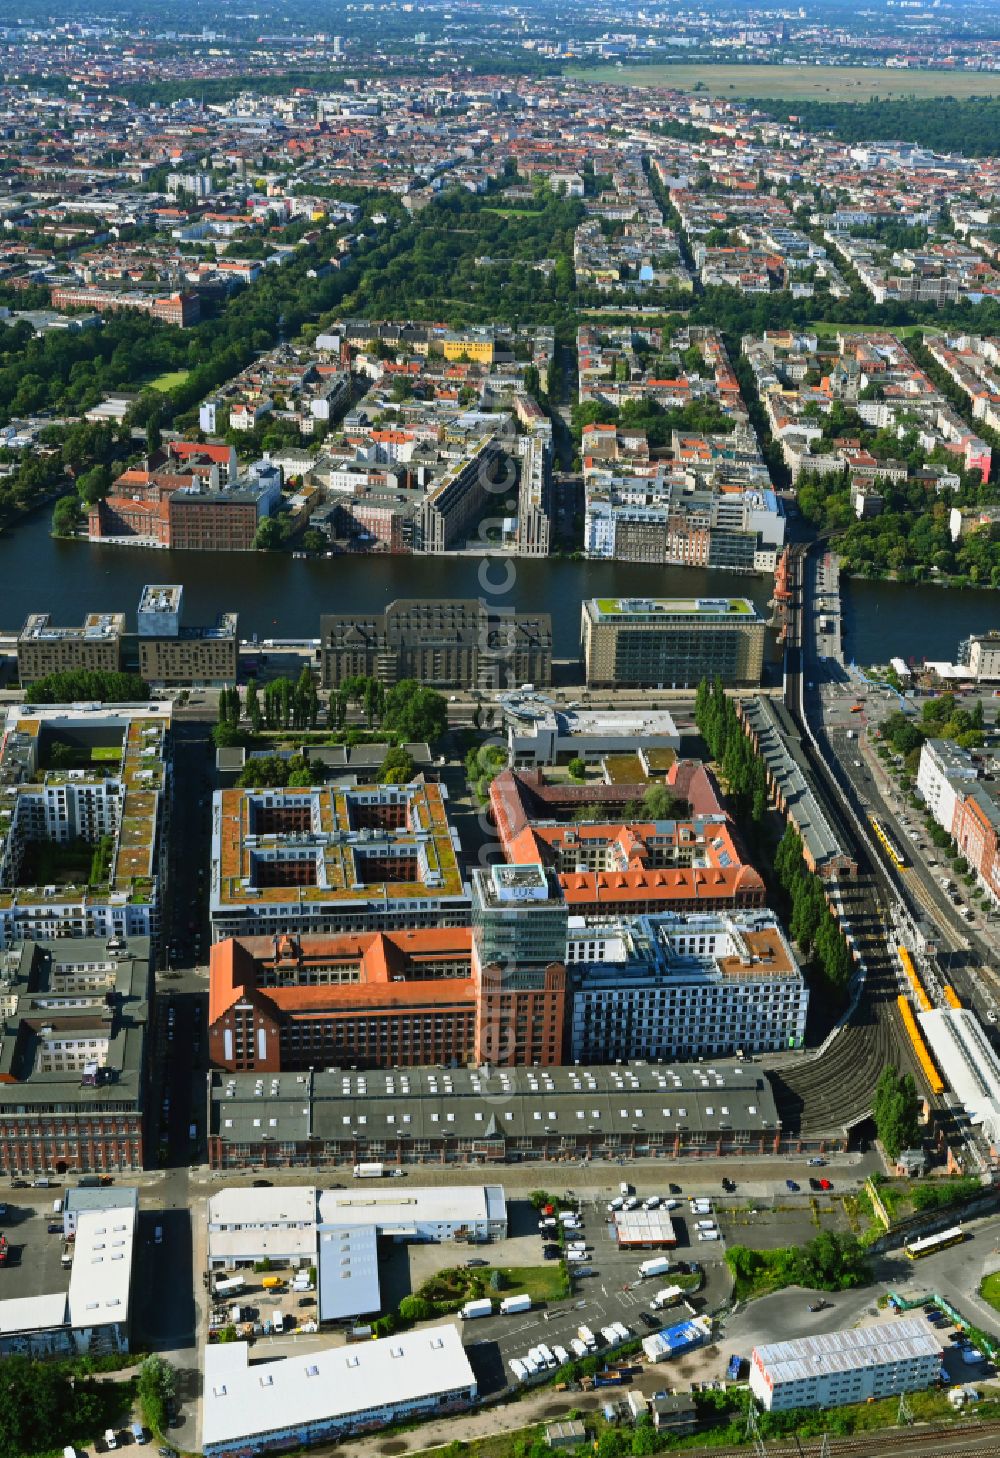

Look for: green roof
[592,597,757,618]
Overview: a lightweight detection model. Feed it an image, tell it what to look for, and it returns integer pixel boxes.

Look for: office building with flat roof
[581,597,766,688]
[568,911,808,1063]
[201,1324,477,1457]
[750,1320,941,1412]
[470,862,569,1067]
[210,781,469,942]
[17,612,125,686]
[320,598,552,691]
[137,584,238,687]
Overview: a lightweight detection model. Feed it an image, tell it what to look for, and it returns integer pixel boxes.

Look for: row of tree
[694,678,768,823]
[25,669,148,705]
[873,1066,921,1161]
[774,824,854,997]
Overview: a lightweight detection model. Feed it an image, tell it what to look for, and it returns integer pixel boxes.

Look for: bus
[869,814,907,869]
[904,1226,966,1260]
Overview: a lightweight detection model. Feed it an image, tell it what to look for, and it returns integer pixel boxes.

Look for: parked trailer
[461,1298,494,1320]
[499,1293,532,1315]
[638,1256,671,1280]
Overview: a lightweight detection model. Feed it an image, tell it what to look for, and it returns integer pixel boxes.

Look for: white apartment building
[750,1320,941,1412]
[569,912,808,1062]
[916,738,978,835]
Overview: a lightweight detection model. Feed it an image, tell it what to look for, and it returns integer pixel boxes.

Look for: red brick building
[208,931,479,1073]
[50,285,200,327]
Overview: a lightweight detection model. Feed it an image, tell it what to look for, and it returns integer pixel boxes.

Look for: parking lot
[0,1196,71,1298]
[456,1193,731,1393]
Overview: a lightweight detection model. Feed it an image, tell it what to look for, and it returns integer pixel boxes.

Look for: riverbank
[1,511,997,667]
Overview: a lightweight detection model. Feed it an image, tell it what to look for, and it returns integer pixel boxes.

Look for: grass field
[567,62,1000,103]
[809,322,938,339]
[147,369,191,392]
[980,1271,1000,1311]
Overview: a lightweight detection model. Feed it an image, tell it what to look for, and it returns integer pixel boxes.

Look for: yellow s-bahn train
[868,814,907,869]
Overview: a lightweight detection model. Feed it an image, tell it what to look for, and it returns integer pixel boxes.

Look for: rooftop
[66,1204,135,1331]
[589,597,757,620]
[201,1324,475,1452]
[754,1318,939,1382]
[209,1061,780,1148]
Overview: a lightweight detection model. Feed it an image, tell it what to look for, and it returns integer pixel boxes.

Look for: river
[0,512,996,664]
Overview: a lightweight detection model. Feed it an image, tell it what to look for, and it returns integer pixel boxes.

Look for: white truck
[461,1298,494,1320]
[577,1324,597,1350]
[638,1256,671,1280]
[499,1293,532,1315]
[353,1162,384,1179]
[650,1285,683,1310]
[214,1275,245,1297]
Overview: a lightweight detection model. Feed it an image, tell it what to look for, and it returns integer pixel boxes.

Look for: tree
[137,1355,176,1436]
[642,783,684,821]
[245,678,262,735]
[254,516,284,550]
[567,756,586,781]
[75,464,111,504]
[380,746,415,784]
[397,1294,433,1323]
[873,1066,921,1160]
[51,495,82,537]
[25,669,148,704]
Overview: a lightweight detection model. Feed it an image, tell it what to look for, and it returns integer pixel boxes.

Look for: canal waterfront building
[320,598,552,691]
[17,612,125,687]
[581,597,766,689]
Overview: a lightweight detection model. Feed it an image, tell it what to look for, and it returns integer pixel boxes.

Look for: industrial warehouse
[206,1060,807,1168]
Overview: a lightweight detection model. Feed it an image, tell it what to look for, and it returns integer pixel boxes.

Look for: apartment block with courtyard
[0,703,170,947]
[209,781,468,942]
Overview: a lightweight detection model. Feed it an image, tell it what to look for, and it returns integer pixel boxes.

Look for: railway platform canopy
[738,696,857,881]
[919,1007,1000,1141]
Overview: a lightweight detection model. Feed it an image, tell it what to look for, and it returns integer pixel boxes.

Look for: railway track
[767,545,930,1137]
[681,1416,1000,1458]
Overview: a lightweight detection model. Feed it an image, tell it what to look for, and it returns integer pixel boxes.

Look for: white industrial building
[316,1224,381,1323]
[208,1186,318,1269]
[613,1209,677,1248]
[206,1184,506,1327]
[749,1319,942,1412]
[919,1007,1000,1144]
[505,704,680,768]
[570,912,808,1062]
[316,1184,508,1242]
[201,1324,477,1456]
[0,1198,136,1358]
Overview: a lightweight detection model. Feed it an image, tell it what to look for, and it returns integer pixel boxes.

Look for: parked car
[785,1179,800,1193]
[818,1178,833,1191]
[466,1258,489,1268]
[806,1158,825,1167]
